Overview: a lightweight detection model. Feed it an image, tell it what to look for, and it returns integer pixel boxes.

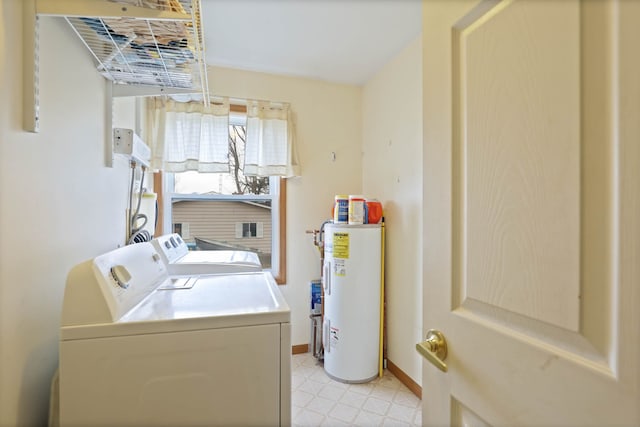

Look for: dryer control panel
[151,233,189,265]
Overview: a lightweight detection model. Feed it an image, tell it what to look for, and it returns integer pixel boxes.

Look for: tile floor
[292,352,422,426]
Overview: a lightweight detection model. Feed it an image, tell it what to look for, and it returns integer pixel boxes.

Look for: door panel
[453,0,580,332]
[451,399,492,427]
[422,0,640,425]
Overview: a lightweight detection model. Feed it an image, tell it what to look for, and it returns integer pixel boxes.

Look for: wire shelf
[64,0,208,99]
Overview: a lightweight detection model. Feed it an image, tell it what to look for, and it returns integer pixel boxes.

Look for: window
[237,222,263,239]
[173,222,190,239]
[159,116,287,284]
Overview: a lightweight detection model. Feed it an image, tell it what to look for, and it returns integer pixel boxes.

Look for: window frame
[156,173,287,284]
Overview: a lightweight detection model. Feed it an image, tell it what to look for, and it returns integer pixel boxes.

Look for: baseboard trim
[292,344,309,355]
[386,359,422,399]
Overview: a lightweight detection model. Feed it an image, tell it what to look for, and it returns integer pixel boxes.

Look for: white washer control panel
[92,243,168,321]
[110,265,132,289]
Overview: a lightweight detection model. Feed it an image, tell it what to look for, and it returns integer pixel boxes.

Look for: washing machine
[152,233,263,275]
[59,242,291,427]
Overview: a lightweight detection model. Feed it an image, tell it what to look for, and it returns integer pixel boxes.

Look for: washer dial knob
[110,265,132,289]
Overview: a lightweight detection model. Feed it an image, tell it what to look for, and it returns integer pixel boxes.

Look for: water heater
[322,223,382,383]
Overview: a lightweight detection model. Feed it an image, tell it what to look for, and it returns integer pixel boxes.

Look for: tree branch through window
[229,125,269,195]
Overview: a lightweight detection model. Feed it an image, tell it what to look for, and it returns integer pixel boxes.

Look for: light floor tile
[302,356,321,367]
[353,410,385,426]
[328,378,350,390]
[382,418,412,427]
[319,383,347,401]
[363,396,391,416]
[297,365,320,378]
[292,374,306,390]
[413,407,422,425]
[310,369,333,384]
[292,405,304,419]
[322,417,351,427]
[299,379,325,395]
[339,390,368,409]
[387,402,418,423]
[296,409,326,427]
[291,353,421,427]
[348,382,376,396]
[293,390,315,407]
[369,385,397,401]
[393,390,421,409]
[377,373,403,390]
[329,403,360,424]
[306,396,337,414]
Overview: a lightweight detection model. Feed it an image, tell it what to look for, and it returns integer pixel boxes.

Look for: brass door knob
[416,329,448,372]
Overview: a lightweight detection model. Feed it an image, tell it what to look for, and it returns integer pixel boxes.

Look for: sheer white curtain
[244,100,300,177]
[147,97,230,172]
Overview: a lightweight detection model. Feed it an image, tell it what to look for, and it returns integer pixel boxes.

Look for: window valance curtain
[245,100,300,177]
[147,97,230,173]
[147,96,300,177]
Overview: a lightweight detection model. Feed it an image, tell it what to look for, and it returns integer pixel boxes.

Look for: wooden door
[421,0,639,425]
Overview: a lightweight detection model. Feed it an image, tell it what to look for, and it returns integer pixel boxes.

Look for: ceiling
[200,0,422,86]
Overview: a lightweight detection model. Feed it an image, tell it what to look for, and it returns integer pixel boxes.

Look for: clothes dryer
[152,233,263,275]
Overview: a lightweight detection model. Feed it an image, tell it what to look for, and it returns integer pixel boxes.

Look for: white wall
[208,66,363,347]
[0,3,132,425]
[362,37,423,385]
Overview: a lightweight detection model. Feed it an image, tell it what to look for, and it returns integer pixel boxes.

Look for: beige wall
[362,36,423,385]
[0,4,132,425]
[208,66,363,347]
